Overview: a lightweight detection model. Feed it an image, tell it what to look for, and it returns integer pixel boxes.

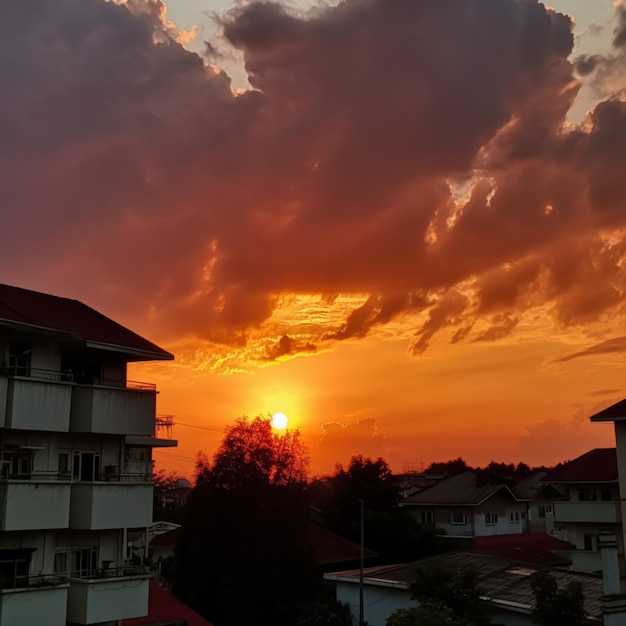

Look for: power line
[174,421,224,434]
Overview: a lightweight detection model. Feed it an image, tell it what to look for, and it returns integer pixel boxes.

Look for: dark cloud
[553,337,626,363]
[1,0,626,360]
[261,334,316,361]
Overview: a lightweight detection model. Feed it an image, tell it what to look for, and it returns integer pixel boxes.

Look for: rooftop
[543,448,617,483]
[122,580,213,626]
[325,551,604,620]
[589,398,626,422]
[0,283,172,361]
[401,470,517,506]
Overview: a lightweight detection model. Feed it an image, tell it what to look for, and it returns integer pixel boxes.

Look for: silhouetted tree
[408,563,493,625]
[425,457,470,476]
[173,416,318,626]
[324,456,442,562]
[387,606,475,626]
[152,469,183,523]
[530,571,587,625]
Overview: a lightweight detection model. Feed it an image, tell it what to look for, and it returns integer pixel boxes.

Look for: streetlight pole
[359,498,364,626]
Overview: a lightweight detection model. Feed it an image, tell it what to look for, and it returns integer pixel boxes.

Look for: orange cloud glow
[3,0,626,476]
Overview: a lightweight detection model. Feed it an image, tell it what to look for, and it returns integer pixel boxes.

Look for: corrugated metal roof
[325,551,604,620]
[0,283,172,360]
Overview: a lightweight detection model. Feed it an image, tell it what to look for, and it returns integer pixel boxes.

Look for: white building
[0,283,176,626]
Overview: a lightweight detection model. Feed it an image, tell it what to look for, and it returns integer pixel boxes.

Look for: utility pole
[359,498,364,626]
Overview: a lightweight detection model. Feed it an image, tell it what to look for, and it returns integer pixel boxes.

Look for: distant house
[544,448,621,573]
[324,551,605,626]
[400,470,553,538]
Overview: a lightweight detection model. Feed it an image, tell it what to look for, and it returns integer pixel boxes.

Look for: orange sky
[2,0,626,478]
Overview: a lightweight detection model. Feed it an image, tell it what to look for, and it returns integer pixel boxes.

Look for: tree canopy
[173,415,317,626]
[530,571,587,626]
[408,563,493,626]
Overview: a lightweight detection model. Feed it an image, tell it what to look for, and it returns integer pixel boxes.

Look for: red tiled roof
[590,398,626,421]
[543,448,617,483]
[122,580,213,626]
[309,524,378,565]
[475,532,572,566]
[0,283,171,360]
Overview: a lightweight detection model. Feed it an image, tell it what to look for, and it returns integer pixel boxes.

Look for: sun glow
[271,412,289,430]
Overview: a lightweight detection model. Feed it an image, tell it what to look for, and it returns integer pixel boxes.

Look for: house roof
[122,580,213,626]
[401,471,519,506]
[589,398,626,422]
[150,524,379,566]
[325,551,604,620]
[0,283,172,361]
[309,524,378,566]
[474,533,572,567]
[543,448,617,483]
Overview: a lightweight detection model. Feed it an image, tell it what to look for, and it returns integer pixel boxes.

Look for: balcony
[67,567,150,625]
[0,475,71,531]
[70,479,153,529]
[0,368,72,432]
[70,380,157,436]
[0,576,69,626]
[554,500,620,524]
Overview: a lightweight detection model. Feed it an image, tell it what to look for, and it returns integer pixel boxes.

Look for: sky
[2,0,626,478]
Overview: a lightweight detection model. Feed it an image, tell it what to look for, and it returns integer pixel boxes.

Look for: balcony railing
[71,566,149,581]
[0,470,73,482]
[1,364,73,382]
[0,574,69,591]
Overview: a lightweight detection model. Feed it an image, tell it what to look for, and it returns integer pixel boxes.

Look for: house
[400,470,549,538]
[543,448,622,573]
[324,551,605,626]
[0,283,176,626]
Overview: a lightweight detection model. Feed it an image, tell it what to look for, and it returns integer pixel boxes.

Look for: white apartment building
[0,283,176,626]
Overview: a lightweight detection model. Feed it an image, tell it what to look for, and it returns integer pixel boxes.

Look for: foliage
[387,606,475,626]
[530,571,587,625]
[425,458,471,476]
[153,469,184,523]
[173,415,318,626]
[321,455,444,562]
[409,563,493,626]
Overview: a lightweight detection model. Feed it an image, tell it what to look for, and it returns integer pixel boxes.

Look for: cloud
[553,336,626,363]
[2,0,626,367]
[260,334,316,361]
[314,417,386,473]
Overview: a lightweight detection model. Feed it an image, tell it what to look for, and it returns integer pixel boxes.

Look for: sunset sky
[2,0,626,477]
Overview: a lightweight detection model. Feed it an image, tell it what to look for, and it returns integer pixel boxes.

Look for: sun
[271,412,289,430]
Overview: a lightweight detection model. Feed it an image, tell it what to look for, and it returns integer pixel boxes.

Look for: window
[127,447,147,462]
[545,504,553,514]
[601,490,612,502]
[8,341,31,377]
[54,552,67,575]
[579,490,598,502]
[71,548,97,578]
[583,535,593,551]
[421,511,434,525]
[485,513,498,525]
[1,449,32,478]
[450,512,466,525]
[72,451,101,481]
[509,511,521,523]
[538,505,546,518]
[0,548,34,589]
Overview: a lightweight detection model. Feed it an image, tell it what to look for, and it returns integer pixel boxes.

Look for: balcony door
[72,451,101,481]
